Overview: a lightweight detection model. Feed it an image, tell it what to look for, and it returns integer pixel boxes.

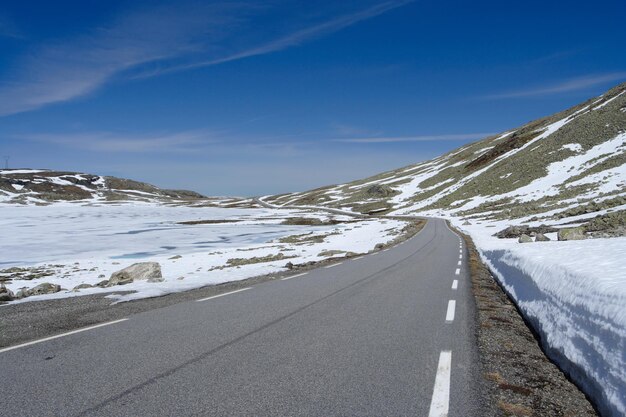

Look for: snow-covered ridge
[0,169,206,205]
[265,82,626,223]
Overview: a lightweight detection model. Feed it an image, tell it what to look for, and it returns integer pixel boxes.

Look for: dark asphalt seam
[77,221,440,416]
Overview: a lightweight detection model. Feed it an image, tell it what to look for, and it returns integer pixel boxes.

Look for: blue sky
[1,0,625,196]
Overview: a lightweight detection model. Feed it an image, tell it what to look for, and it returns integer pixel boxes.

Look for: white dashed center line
[281,273,307,281]
[452,280,458,290]
[457,260,461,266]
[196,287,250,302]
[445,300,456,322]
[428,350,452,417]
[455,268,460,275]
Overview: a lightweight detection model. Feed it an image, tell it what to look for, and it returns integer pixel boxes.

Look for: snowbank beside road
[456,219,626,417]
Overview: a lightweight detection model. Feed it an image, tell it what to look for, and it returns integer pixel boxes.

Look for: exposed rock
[318,249,346,257]
[583,210,626,238]
[558,227,586,241]
[281,217,326,226]
[362,184,396,198]
[463,220,472,225]
[535,233,551,242]
[96,280,109,288]
[285,262,294,270]
[72,283,93,291]
[108,262,163,286]
[227,253,294,266]
[30,283,61,295]
[518,234,533,243]
[495,224,558,239]
[0,284,14,302]
[168,255,182,260]
[374,243,385,250]
[15,288,30,299]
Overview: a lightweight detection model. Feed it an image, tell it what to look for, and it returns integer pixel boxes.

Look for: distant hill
[0,169,206,204]
[265,82,626,233]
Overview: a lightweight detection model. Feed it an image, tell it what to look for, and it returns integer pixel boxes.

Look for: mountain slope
[266,82,626,228]
[0,169,205,204]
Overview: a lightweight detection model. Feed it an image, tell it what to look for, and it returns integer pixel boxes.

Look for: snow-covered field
[450,217,626,417]
[0,202,406,304]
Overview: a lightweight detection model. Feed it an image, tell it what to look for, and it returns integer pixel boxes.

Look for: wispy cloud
[17,130,215,153]
[137,0,413,78]
[0,1,412,117]
[483,72,626,99]
[334,133,494,143]
[0,4,243,117]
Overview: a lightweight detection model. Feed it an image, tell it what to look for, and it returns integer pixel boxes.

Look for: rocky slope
[265,82,626,235]
[0,169,206,204]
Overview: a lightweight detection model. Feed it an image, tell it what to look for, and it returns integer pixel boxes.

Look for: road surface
[0,218,483,416]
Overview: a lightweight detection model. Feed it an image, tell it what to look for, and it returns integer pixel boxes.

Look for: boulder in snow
[30,283,61,295]
[0,284,14,302]
[535,233,551,242]
[72,283,93,291]
[108,262,163,286]
[518,234,533,243]
[557,227,586,241]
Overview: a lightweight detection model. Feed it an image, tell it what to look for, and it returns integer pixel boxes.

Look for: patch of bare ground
[458,227,598,416]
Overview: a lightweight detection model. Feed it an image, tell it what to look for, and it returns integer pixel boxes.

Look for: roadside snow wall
[480,244,626,417]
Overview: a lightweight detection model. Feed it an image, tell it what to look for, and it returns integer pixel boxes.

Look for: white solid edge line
[455,268,460,275]
[0,318,129,354]
[324,263,341,269]
[428,350,452,417]
[445,300,456,322]
[196,287,251,302]
[281,273,307,281]
[353,256,364,260]
[452,280,458,290]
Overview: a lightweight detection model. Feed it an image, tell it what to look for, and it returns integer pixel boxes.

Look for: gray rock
[30,282,61,295]
[462,220,471,225]
[535,233,551,242]
[518,234,533,243]
[108,262,163,286]
[96,280,109,288]
[72,283,93,291]
[15,288,30,299]
[0,283,14,302]
[558,227,586,241]
[374,243,385,250]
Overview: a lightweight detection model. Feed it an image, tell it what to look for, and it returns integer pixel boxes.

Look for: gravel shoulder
[457,226,599,416]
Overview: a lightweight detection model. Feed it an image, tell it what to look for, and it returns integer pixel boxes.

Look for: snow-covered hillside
[265,82,626,416]
[265,83,625,227]
[0,169,206,204]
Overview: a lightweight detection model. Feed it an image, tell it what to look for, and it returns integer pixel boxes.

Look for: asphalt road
[0,218,483,416]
